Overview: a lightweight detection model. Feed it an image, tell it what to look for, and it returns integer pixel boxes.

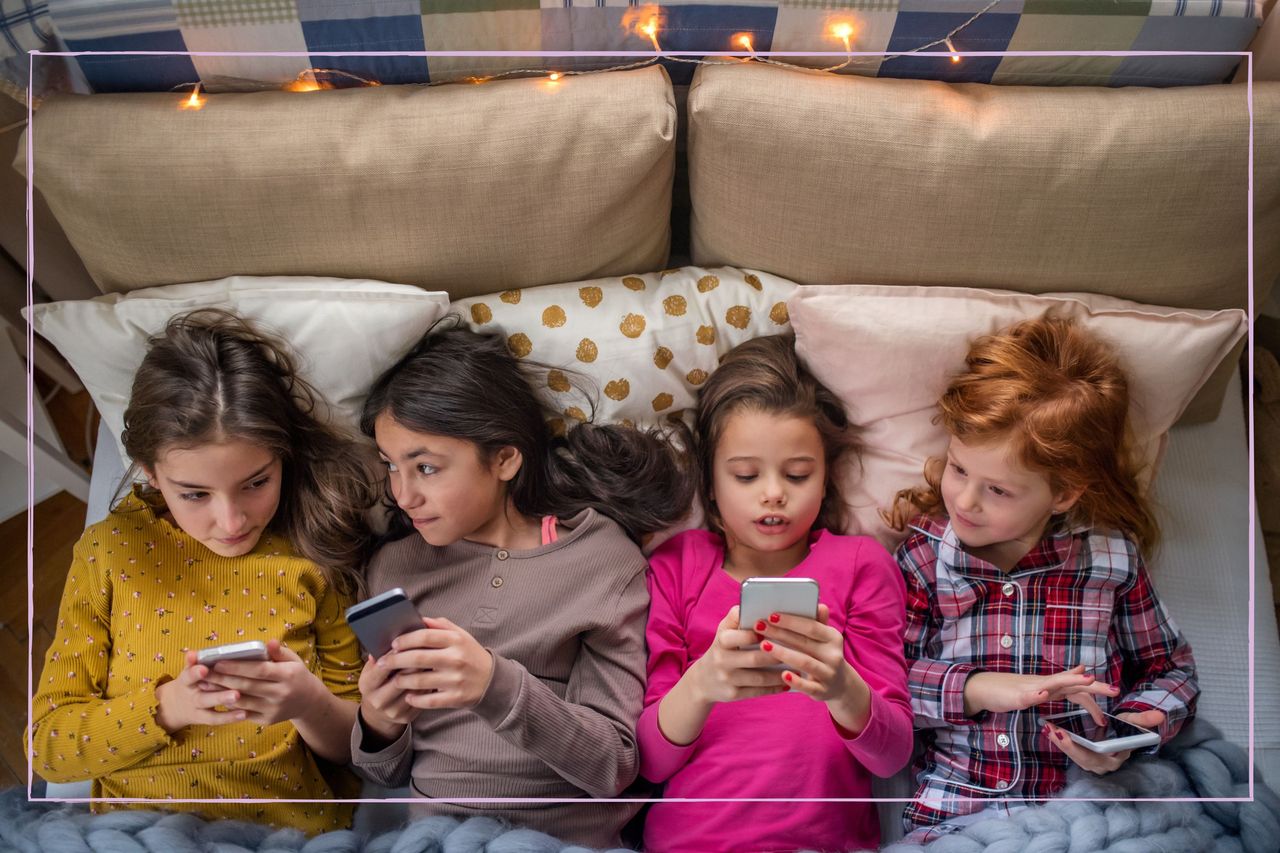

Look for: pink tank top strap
[541,515,559,545]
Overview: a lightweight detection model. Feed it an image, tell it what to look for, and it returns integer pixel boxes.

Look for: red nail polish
[755,620,767,632]
[769,613,781,623]
[783,671,793,682]
[1055,731,1065,741]
[762,641,773,652]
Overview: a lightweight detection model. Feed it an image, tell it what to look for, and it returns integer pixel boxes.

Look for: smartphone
[738,577,820,674]
[196,640,269,666]
[1041,709,1161,754]
[344,587,425,658]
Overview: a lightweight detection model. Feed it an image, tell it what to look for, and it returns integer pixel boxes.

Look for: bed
[12,31,1280,852]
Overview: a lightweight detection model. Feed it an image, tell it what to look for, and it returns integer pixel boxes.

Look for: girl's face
[375,412,524,549]
[711,408,826,573]
[940,435,1079,570]
[144,439,283,558]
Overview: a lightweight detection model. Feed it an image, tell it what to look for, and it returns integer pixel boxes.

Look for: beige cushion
[688,63,1279,421]
[451,266,795,430]
[23,67,675,298]
[24,277,450,468]
[788,284,1248,548]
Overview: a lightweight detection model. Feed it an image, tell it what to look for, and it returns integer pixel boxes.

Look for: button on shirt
[897,515,1199,830]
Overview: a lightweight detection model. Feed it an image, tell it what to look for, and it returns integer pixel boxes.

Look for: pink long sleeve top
[638,529,914,853]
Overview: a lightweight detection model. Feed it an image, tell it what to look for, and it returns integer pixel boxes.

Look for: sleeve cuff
[636,704,697,783]
[351,707,412,763]
[942,664,983,726]
[470,651,522,729]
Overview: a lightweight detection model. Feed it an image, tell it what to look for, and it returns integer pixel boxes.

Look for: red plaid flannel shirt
[897,515,1199,829]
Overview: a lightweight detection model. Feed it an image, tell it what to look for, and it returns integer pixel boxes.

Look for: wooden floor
[0,378,94,789]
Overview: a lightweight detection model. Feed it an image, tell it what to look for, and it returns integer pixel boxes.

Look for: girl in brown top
[351,321,693,848]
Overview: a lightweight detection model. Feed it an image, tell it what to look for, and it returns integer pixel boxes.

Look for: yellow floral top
[27,487,363,833]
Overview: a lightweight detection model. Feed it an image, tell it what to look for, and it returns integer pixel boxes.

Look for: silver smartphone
[1041,709,1161,754]
[739,577,820,674]
[344,587,425,658]
[196,640,269,666]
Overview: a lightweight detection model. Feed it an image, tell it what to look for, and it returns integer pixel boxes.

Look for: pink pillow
[788,285,1248,548]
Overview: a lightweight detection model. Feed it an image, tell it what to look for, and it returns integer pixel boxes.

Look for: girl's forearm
[656,666,716,746]
[827,664,873,736]
[294,690,359,763]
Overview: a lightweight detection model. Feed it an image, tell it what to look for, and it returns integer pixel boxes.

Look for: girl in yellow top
[28,310,377,833]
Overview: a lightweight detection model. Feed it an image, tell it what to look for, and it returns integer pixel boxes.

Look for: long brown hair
[694,334,862,536]
[360,318,694,544]
[884,315,1159,553]
[119,309,376,595]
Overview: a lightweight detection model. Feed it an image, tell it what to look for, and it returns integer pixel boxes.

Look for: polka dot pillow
[452,266,796,430]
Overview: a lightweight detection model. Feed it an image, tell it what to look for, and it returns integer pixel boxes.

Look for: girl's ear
[491,446,524,482]
[1052,485,1085,514]
[142,466,159,490]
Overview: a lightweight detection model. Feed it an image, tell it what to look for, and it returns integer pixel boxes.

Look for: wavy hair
[693,334,862,536]
[360,318,694,544]
[884,315,1159,553]
[119,309,376,595]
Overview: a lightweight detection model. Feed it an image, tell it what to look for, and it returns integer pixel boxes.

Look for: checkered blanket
[0,0,1265,102]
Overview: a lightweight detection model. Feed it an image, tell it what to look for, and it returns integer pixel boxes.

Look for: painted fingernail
[769,613,781,623]
[1055,731,1065,742]
[755,620,767,632]
[1110,686,1120,693]
[783,671,793,683]
[761,641,774,652]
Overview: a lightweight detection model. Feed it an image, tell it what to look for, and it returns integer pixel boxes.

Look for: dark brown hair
[119,309,376,595]
[884,315,1159,553]
[694,334,862,536]
[360,318,694,544]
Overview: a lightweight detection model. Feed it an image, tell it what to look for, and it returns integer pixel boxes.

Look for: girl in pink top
[639,335,914,853]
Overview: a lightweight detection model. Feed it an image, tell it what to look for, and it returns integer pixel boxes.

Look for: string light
[174,0,999,104]
[178,83,205,110]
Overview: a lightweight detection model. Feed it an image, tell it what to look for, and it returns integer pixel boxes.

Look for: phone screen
[1048,711,1151,742]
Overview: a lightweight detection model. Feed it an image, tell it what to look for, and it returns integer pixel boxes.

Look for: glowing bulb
[830,21,854,52]
[946,37,960,63]
[179,83,205,110]
[549,72,562,81]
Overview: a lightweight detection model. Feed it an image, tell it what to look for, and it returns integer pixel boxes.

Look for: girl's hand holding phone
[756,604,873,734]
[376,616,495,711]
[963,666,1119,722]
[197,639,326,726]
[689,606,789,704]
[1045,708,1166,774]
[155,651,248,733]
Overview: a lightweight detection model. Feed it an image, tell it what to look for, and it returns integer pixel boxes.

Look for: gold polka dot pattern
[542,305,567,328]
[450,267,796,429]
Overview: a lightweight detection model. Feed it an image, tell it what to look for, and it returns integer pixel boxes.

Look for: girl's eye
[989,486,1009,497]
[247,477,270,490]
[733,474,757,483]
[380,460,398,473]
[179,492,207,502]
[786,474,810,483]
[416,464,437,476]
[951,463,966,476]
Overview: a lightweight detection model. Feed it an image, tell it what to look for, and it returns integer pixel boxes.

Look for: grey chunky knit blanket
[1,721,1275,853]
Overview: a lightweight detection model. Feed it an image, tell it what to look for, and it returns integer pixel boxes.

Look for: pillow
[23,66,675,298]
[451,266,796,432]
[687,62,1280,423]
[24,276,450,468]
[788,284,1248,548]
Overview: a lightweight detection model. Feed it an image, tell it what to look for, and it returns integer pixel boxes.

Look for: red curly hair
[884,315,1159,554]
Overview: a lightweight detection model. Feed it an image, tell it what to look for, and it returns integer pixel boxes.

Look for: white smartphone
[738,577,820,671]
[344,587,425,658]
[1041,709,1161,754]
[196,640,268,666]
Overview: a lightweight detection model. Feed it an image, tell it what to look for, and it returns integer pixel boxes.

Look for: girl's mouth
[754,515,790,534]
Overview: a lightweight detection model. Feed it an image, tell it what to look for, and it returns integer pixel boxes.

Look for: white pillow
[24,276,450,468]
[451,266,796,431]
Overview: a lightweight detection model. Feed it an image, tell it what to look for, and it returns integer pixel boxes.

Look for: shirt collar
[911,514,1081,579]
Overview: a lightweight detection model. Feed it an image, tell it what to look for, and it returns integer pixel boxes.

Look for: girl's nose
[760,476,787,506]
[393,477,424,510]
[218,500,249,535]
[957,483,981,512]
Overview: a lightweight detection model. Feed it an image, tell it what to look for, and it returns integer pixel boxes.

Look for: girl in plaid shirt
[886,316,1199,838]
